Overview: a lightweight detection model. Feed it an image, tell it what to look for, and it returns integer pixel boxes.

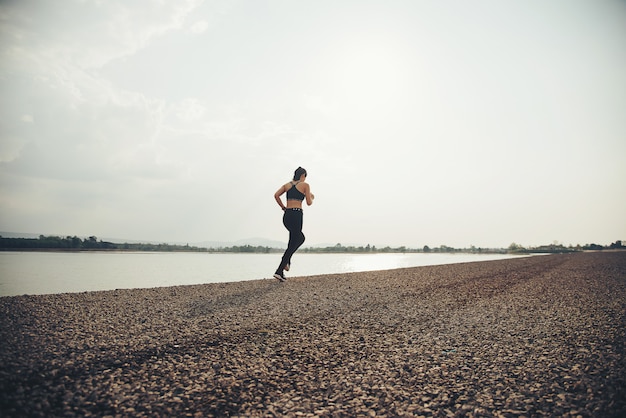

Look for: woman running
[273,167,315,282]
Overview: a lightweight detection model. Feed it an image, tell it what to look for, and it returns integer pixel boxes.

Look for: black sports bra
[286,181,305,201]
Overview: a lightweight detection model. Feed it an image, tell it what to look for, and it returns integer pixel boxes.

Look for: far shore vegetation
[1,235,624,254]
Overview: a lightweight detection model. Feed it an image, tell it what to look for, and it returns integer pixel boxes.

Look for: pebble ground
[1,251,625,417]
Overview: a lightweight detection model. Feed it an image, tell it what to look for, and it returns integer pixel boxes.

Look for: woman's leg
[276,210,305,274]
[285,229,305,265]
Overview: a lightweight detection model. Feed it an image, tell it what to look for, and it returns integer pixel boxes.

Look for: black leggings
[276,209,305,274]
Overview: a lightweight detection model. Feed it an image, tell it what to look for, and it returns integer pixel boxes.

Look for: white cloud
[0,0,207,181]
[301,94,338,116]
[189,20,209,34]
[0,137,26,163]
[173,98,207,122]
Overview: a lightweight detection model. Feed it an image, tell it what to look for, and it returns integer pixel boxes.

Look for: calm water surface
[0,251,523,297]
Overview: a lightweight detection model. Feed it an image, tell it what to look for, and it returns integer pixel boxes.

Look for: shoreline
[0,252,528,298]
[1,252,625,416]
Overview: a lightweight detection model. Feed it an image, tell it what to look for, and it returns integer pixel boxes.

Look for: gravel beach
[1,251,625,417]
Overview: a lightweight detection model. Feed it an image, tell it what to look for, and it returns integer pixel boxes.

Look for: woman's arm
[304,183,315,206]
[274,185,287,210]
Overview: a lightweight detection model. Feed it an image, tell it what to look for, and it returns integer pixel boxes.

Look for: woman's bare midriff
[286,200,303,209]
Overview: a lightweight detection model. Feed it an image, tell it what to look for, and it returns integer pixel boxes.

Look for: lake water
[0,251,523,297]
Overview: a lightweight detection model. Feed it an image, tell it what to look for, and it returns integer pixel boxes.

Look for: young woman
[273,167,315,282]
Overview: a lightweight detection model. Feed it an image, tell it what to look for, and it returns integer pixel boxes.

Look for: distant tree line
[1,235,623,254]
[300,241,626,254]
[302,243,510,254]
[0,235,279,253]
[507,240,625,254]
[0,235,116,250]
[210,245,278,253]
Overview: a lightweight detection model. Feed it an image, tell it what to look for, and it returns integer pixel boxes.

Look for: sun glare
[322,37,410,113]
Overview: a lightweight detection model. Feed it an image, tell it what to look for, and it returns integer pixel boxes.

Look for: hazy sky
[1,0,625,248]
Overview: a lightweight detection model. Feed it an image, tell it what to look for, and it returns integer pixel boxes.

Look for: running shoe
[273,273,287,282]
